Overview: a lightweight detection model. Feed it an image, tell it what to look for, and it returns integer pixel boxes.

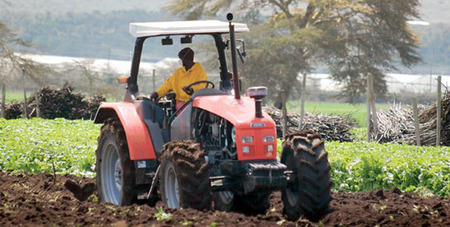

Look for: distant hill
[0,0,165,15]
[0,0,449,74]
[1,9,182,61]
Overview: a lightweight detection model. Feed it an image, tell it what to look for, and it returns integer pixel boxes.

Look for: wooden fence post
[281,89,287,138]
[35,90,40,118]
[22,68,28,119]
[412,97,420,146]
[369,74,378,136]
[366,75,371,142]
[152,69,156,91]
[366,73,378,142]
[298,74,307,130]
[1,83,5,118]
[436,75,442,146]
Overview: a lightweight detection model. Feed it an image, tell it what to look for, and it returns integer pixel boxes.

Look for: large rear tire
[281,131,332,221]
[159,141,212,210]
[96,118,136,205]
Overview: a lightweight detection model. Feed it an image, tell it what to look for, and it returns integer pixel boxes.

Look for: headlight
[231,127,236,143]
[263,135,275,143]
[247,86,268,99]
[242,136,253,144]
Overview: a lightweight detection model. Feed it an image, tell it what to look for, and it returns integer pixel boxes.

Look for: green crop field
[0,118,448,197]
[285,101,388,127]
[327,141,449,197]
[4,91,24,103]
[0,118,100,176]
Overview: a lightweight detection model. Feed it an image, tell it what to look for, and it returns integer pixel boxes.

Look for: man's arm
[156,73,175,98]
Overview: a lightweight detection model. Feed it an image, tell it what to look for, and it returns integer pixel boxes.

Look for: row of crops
[0,118,449,197]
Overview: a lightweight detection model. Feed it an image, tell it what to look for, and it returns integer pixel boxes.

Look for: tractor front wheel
[281,131,332,221]
[96,118,136,206]
[214,191,270,215]
[234,192,271,215]
[213,191,235,211]
[159,141,212,210]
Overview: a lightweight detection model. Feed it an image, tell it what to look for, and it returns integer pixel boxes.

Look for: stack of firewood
[371,103,417,143]
[263,105,357,142]
[372,92,450,146]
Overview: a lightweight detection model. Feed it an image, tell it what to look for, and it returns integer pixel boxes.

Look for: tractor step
[137,193,147,200]
[210,176,236,191]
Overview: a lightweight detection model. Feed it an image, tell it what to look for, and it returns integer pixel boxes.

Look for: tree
[165,0,422,104]
[1,22,55,88]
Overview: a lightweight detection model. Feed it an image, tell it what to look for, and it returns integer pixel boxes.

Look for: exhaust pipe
[227,13,241,100]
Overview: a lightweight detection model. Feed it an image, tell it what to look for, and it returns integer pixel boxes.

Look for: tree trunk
[273,76,296,109]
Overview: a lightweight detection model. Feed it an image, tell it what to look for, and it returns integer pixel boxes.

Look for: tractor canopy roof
[129,20,249,38]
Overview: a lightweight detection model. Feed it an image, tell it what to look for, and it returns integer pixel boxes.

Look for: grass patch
[4,91,25,103]
[285,101,388,127]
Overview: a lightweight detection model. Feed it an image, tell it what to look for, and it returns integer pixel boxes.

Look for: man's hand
[182,86,194,95]
[150,92,159,101]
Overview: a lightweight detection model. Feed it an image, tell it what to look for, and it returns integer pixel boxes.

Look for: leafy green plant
[0,118,100,176]
[1,118,448,198]
[155,206,172,221]
[276,133,449,197]
[327,141,449,197]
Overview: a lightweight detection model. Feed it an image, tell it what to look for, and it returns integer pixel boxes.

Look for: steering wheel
[183,80,215,95]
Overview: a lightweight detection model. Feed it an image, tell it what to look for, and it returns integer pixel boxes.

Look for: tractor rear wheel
[281,131,332,221]
[96,118,136,205]
[159,141,212,210]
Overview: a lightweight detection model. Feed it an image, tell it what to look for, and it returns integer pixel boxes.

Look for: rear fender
[94,102,156,160]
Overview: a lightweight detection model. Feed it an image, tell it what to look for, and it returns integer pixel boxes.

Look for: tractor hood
[193,95,277,161]
[192,95,275,129]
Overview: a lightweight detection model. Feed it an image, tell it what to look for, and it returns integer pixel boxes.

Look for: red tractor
[94,14,332,221]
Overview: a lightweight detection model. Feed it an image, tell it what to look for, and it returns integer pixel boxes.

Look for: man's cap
[178,47,194,60]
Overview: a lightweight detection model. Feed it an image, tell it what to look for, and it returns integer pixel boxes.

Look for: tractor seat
[190,88,228,100]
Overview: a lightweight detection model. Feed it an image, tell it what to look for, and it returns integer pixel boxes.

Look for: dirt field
[0,171,448,226]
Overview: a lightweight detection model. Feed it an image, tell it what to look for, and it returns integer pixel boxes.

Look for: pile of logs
[263,105,357,142]
[372,92,450,146]
[3,84,105,120]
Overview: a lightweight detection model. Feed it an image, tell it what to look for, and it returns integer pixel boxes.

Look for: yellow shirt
[157,62,208,102]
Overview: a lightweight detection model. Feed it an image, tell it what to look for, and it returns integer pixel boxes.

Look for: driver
[150,47,208,110]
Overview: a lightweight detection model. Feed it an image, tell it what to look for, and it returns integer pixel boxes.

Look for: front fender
[94,102,156,160]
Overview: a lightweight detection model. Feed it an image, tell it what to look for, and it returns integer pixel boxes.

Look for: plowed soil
[0,171,448,226]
